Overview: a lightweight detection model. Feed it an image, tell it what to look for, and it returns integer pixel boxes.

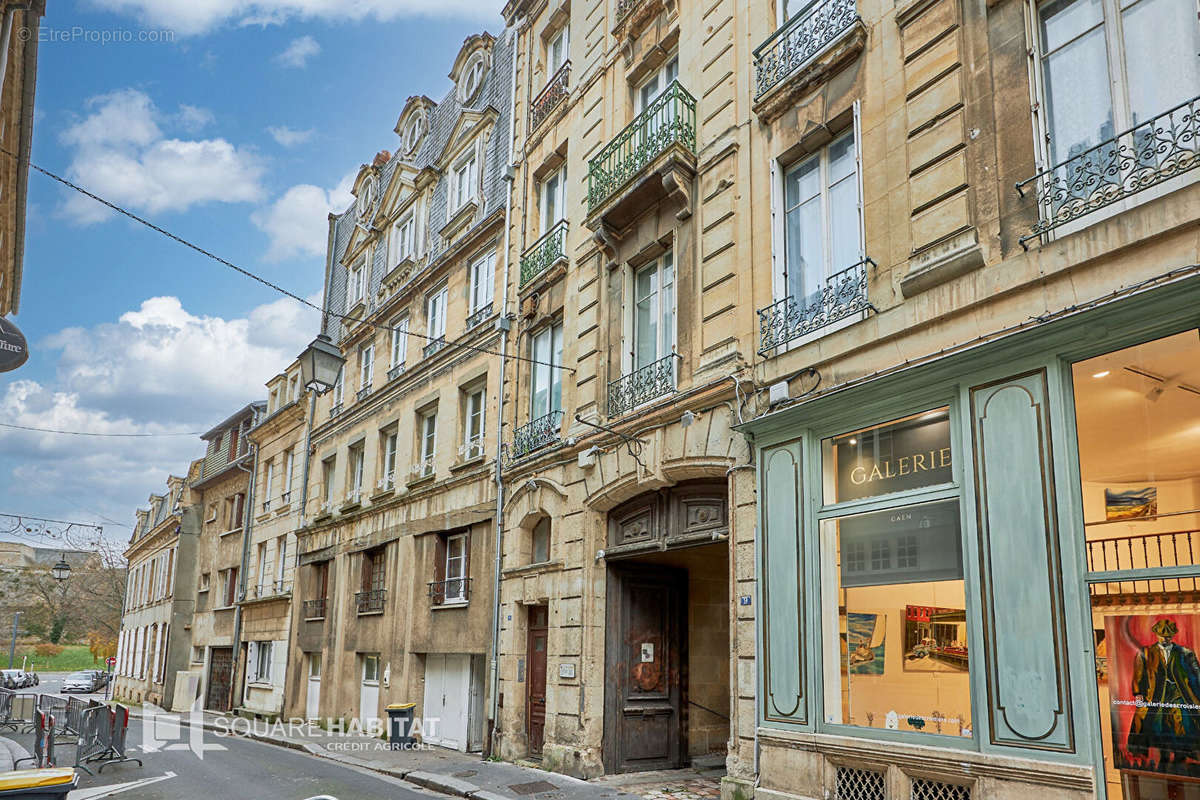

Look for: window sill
[213,605,236,612]
[254,512,271,524]
[220,527,244,538]
[370,486,396,501]
[406,474,435,490]
[502,560,564,577]
[432,599,469,610]
[339,499,362,514]
[198,587,210,593]
[246,681,274,689]
[450,454,486,473]
[303,616,326,623]
[356,609,385,617]
[274,502,292,516]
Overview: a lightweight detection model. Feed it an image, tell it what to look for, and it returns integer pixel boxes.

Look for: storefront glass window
[1074,330,1200,800]
[822,407,953,504]
[819,498,972,737]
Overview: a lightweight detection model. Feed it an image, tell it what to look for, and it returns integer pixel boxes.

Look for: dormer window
[390,212,416,266]
[450,151,478,212]
[346,258,367,310]
[458,51,488,104]
[401,112,426,156]
[355,176,376,224]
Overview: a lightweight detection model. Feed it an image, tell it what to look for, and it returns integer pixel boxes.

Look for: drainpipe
[486,22,521,760]
[230,438,258,713]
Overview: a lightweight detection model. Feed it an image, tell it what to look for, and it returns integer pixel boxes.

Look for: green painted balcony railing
[587,81,696,213]
[520,220,569,288]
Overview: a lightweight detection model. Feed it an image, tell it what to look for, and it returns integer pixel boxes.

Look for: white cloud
[60,89,265,225]
[274,35,320,68]
[268,125,314,147]
[176,103,215,131]
[0,294,320,527]
[88,0,497,36]
[252,171,354,262]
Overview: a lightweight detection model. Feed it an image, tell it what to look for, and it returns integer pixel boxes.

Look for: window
[256,542,268,593]
[282,449,294,502]
[362,549,386,593]
[275,535,288,587]
[358,344,374,395]
[321,456,336,507]
[780,128,861,309]
[530,323,564,420]
[539,167,567,234]
[348,443,365,502]
[468,251,496,318]
[450,151,478,211]
[632,253,676,371]
[426,287,448,343]
[263,460,275,512]
[228,426,240,461]
[332,367,344,409]
[416,409,438,478]
[462,386,486,459]
[437,531,469,603]
[362,653,380,683]
[1035,0,1199,181]
[547,26,569,76]
[346,258,367,310]
[268,387,279,414]
[818,408,970,738]
[401,112,425,155]
[636,55,679,112]
[252,641,272,683]
[312,561,329,601]
[288,374,300,402]
[226,493,245,531]
[199,572,211,592]
[222,567,239,607]
[458,51,487,103]
[206,502,217,523]
[390,213,415,266]
[532,518,551,564]
[192,646,204,664]
[390,316,409,370]
[380,429,398,489]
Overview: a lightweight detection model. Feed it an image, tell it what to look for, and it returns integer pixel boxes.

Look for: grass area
[11,644,105,673]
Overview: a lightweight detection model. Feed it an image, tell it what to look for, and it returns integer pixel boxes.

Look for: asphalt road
[65,718,449,800]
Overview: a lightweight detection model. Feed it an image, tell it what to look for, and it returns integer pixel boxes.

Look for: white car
[62,671,101,692]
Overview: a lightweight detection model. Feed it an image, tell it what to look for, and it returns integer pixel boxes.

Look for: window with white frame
[390,315,409,370]
[462,386,486,459]
[348,442,365,502]
[1033,0,1199,195]
[332,367,344,408]
[450,150,478,212]
[426,287,448,342]
[547,26,569,78]
[256,542,268,593]
[380,429,398,489]
[468,251,496,318]
[275,535,287,587]
[252,641,272,683]
[459,52,487,103]
[288,374,299,402]
[444,532,468,602]
[531,323,564,420]
[282,448,294,502]
[358,343,374,395]
[539,167,567,234]
[263,460,275,513]
[417,409,437,477]
[346,258,367,310]
[779,128,861,307]
[390,212,416,266]
[631,252,676,372]
[321,456,336,506]
[636,55,679,112]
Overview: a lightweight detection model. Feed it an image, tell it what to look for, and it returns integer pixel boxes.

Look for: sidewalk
[156,710,650,800]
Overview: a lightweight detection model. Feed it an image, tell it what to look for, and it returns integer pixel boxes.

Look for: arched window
[531,517,551,564]
[458,52,487,104]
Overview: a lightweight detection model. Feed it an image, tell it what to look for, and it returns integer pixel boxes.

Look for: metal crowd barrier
[72,703,110,774]
[0,689,142,773]
[14,708,53,768]
[90,704,141,773]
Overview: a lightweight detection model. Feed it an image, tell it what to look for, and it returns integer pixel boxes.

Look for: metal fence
[0,688,141,772]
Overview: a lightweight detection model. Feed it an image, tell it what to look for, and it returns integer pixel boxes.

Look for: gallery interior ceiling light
[1092,370,1111,378]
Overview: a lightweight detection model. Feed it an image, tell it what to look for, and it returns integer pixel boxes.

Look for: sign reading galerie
[828,408,953,502]
[0,317,28,372]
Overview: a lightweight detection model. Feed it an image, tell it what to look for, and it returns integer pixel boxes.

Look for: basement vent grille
[912,779,971,800]
[836,766,885,800]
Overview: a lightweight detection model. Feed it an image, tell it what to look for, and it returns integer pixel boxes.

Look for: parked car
[0,670,31,688]
[85,670,110,687]
[0,673,16,690]
[62,671,101,693]
[26,671,38,686]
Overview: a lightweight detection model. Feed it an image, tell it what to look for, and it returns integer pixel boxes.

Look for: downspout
[486,22,521,760]
[230,439,258,713]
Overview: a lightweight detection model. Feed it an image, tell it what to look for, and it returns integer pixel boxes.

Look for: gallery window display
[819,408,971,736]
[1074,330,1200,799]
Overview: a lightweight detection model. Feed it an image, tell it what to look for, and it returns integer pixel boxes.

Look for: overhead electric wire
[0,144,575,374]
[0,422,202,437]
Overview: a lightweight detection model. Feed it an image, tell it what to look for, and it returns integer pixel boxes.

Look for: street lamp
[297,334,345,395]
[51,554,71,583]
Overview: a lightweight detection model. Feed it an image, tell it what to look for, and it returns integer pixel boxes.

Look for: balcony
[757,258,875,355]
[521,220,568,290]
[530,60,570,134]
[587,81,697,224]
[410,456,435,482]
[509,410,564,460]
[428,577,471,605]
[754,0,861,108]
[1016,95,1200,248]
[466,302,494,331]
[1087,528,1200,604]
[423,337,447,359]
[329,402,343,419]
[262,499,272,513]
[302,598,326,620]
[459,435,486,462]
[355,588,386,615]
[356,386,371,402]
[608,353,680,417]
[387,363,405,381]
[246,580,292,601]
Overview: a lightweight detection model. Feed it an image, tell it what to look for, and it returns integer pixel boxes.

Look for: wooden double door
[603,564,687,773]
[205,647,233,712]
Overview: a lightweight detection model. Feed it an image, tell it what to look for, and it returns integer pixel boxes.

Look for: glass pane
[531,328,549,418]
[784,155,821,210]
[1090,588,1200,798]
[823,407,953,504]
[634,263,658,369]
[786,197,823,305]
[661,254,675,355]
[1041,4,1114,166]
[1073,331,1200,573]
[532,518,551,563]
[1040,0,1103,52]
[1121,0,1200,125]
[821,499,971,737]
[829,173,859,273]
[551,324,564,413]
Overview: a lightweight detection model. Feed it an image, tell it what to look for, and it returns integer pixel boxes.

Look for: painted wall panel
[970,370,1074,751]
[760,440,805,724]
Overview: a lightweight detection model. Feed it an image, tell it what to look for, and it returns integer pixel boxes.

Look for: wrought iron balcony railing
[410,456,435,481]
[510,410,564,460]
[356,386,371,402]
[757,258,874,354]
[280,490,291,505]
[302,598,326,620]
[754,0,859,100]
[1016,95,1199,247]
[262,499,272,513]
[531,60,570,133]
[466,303,494,331]
[423,337,447,359]
[608,353,680,417]
[328,402,343,419]
[520,220,568,288]
[428,577,471,605]
[587,81,696,213]
[387,362,405,381]
[355,588,386,615]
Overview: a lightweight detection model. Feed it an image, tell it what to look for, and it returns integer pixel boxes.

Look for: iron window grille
[757,257,875,354]
[356,386,371,402]
[428,577,471,605]
[835,767,885,800]
[509,410,565,460]
[614,0,640,26]
[1016,94,1199,247]
[466,302,494,331]
[520,220,569,288]
[303,598,326,620]
[329,402,343,419]
[411,457,435,480]
[607,353,680,417]
[753,0,860,100]
[355,589,386,615]
[387,363,405,381]
[530,60,571,133]
[423,337,447,359]
[911,779,971,800]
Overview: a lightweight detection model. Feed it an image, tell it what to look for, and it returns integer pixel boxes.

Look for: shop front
[746,276,1200,800]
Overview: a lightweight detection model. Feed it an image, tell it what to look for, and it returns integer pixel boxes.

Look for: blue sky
[0,0,498,545]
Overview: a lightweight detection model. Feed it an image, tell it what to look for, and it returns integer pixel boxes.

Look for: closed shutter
[247,642,259,682]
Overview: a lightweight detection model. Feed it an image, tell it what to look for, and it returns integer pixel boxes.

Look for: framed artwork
[903,605,968,673]
[1105,613,1200,779]
[1105,487,1158,521]
[845,612,886,675]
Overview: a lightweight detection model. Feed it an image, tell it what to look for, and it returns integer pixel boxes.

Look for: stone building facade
[113,474,200,709]
[287,30,515,752]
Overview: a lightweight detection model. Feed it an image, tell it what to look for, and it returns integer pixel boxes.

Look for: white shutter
[247,641,259,682]
[153,625,164,683]
[271,642,286,689]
